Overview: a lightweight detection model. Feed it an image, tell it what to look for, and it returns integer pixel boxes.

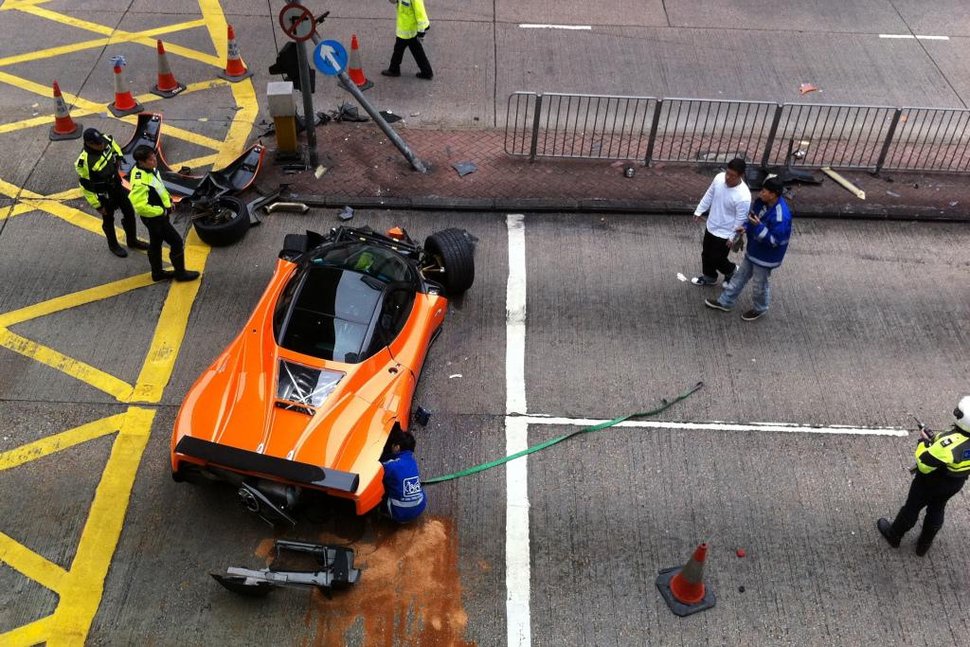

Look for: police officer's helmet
[955,395,970,432]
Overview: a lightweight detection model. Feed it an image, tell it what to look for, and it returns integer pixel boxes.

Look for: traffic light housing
[269,42,316,93]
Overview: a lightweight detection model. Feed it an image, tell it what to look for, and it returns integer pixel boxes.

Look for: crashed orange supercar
[171,226,474,520]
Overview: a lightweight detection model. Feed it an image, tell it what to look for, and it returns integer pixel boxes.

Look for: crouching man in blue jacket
[704,177,792,321]
[380,425,427,522]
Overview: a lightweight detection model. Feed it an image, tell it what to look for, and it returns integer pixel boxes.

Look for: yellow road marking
[49,407,154,644]
[0,531,70,592]
[0,413,124,470]
[0,19,214,68]
[0,328,134,402]
[0,78,229,136]
[0,274,153,328]
[0,616,54,647]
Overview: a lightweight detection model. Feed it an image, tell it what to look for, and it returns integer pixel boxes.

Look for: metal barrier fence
[504,92,970,173]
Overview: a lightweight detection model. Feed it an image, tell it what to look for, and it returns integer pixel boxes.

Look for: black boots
[876,518,901,548]
[170,252,200,282]
[127,238,149,251]
[915,527,940,557]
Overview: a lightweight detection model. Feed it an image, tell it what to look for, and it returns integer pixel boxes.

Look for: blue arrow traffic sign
[313,40,347,76]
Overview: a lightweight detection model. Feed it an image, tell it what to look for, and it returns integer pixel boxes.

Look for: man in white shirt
[691,158,751,286]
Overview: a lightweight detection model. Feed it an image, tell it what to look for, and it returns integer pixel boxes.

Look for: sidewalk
[259,121,970,222]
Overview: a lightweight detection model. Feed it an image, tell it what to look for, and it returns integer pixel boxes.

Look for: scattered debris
[452,161,477,177]
[738,586,746,593]
[676,273,688,282]
[379,110,403,123]
[245,189,282,226]
[950,201,959,207]
[736,548,746,558]
[448,374,462,379]
[212,539,360,597]
[265,202,309,214]
[886,190,901,197]
[821,166,866,200]
[410,112,421,117]
[338,205,354,221]
[623,163,636,178]
[333,102,368,123]
[314,165,328,179]
[799,83,819,95]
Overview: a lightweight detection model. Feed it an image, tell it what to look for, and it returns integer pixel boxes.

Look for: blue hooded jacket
[745,196,792,268]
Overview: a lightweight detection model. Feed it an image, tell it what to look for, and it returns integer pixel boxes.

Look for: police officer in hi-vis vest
[75,128,149,257]
[878,396,970,556]
[128,146,199,282]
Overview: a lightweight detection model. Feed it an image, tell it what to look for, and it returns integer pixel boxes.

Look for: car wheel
[424,228,474,295]
[193,195,249,247]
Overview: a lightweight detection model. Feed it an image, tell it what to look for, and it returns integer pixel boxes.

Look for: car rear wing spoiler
[175,436,360,493]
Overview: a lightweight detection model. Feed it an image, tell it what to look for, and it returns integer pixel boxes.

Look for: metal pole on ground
[295,41,318,167]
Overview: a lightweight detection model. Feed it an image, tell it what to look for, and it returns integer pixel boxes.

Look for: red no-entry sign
[279,3,316,42]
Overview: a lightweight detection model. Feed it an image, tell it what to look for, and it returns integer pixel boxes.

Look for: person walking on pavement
[877,397,970,556]
[128,146,199,282]
[75,128,149,257]
[704,177,791,321]
[691,158,751,286]
[381,0,433,80]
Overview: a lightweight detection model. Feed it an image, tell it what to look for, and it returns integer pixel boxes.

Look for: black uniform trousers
[388,37,432,76]
[140,213,186,275]
[701,229,736,280]
[98,184,139,245]
[892,471,966,538]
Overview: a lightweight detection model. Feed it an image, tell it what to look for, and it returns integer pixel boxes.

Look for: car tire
[424,228,475,295]
[193,195,249,247]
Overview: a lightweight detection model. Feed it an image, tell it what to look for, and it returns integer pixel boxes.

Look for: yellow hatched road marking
[0,616,54,647]
[0,531,70,592]
[0,328,134,402]
[0,413,125,470]
[0,274,153,328]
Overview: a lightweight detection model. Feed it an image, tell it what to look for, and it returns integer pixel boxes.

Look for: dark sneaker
[915,538,932,557]
[174,270,200,282]
[877,518,901,548]
[152,270,175,281]
[108,243,128,258]
[380,69,400,77]
[128,239,150,250]
[415,72,434,80]
[741,309,766,321]
[704,298,731,312]
[691,275,716,286]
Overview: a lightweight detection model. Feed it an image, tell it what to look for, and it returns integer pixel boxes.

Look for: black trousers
[891,472,966,538]
[140,213,185,274]
[388,37,432,75]
[701,229,736,279]
[98,185,138,245]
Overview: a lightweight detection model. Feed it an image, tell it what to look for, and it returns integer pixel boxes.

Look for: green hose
[422,381,704,485]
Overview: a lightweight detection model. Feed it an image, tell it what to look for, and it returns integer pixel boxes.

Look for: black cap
[762,177,784,196]
[83,128,104,144]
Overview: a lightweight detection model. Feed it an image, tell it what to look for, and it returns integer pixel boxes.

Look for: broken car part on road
[211,539,360,597]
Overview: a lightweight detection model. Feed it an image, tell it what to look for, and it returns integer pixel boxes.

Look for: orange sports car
[171,225,474,524]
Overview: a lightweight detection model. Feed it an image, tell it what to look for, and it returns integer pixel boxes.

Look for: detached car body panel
[171,227,472,515]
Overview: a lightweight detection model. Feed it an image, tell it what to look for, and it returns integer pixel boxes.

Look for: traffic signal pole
[294,40,319,167]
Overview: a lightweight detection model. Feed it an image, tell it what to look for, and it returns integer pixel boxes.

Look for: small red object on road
[736,548,746,558]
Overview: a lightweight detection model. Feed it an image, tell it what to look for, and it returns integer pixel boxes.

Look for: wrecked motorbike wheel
[424,228,475,295]
[192,195,249,247]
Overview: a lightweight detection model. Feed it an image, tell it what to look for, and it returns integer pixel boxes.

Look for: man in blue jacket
[703,177,792,321]
[380,425,427,522]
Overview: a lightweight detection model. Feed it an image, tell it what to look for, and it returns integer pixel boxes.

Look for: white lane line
[879,34,950,41]
[519,24,592,30]
[522,415,908,437]
[505,213,531,647]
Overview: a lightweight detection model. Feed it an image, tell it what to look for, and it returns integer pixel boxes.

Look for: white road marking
[505,214,531,647]
[521,415,908,437]
[879,34,950,41]
[519,24,592,30]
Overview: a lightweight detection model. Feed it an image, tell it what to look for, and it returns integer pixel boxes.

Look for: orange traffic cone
[218,24,253,82]
[347,34,373,91]
[151,40,186,98]
[49,81,82,141]
[109,63,143,117]
[656,542,716,616]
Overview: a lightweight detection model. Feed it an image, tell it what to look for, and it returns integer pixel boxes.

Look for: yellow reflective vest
[394,0,430,39]
[75,136,125,210]
[915,426,970,477]
[128,166,172,218]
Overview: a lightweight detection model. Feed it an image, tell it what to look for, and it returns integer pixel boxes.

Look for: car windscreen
[309,242,414,284]
[278,266,382,362]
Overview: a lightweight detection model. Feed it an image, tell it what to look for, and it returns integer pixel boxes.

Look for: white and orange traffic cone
[49,80,82,141]
[108,62,143,117]
[151,40,186,98]
[218,24,253,82]
[656,542,717,617]
[347,34,373,91]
